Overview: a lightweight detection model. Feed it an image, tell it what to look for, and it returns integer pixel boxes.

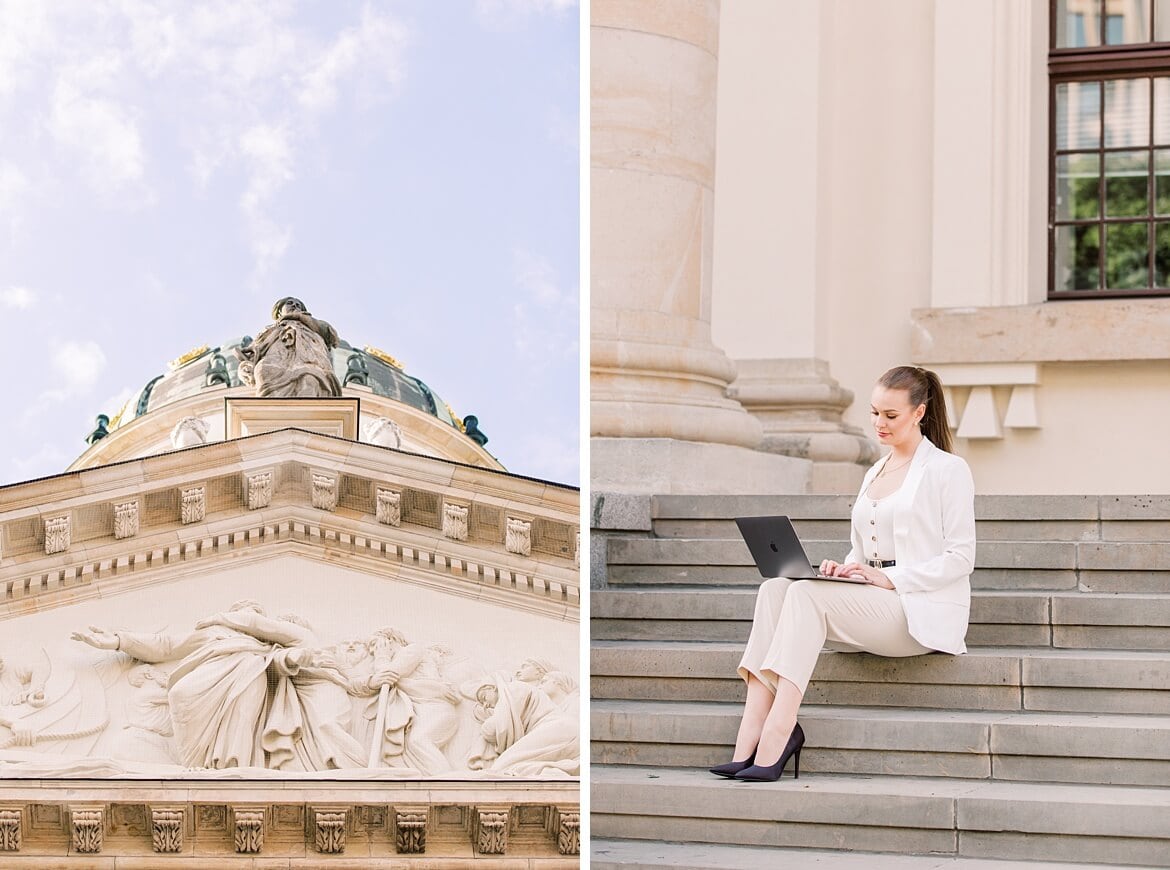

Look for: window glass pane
[1105,222,1150,288]
[1157,150,1170,214]
[1155,79,1170,145]
[1056,82,1101,150]
[1055,224,1101,290]
[1057,153,1102,220]
[1104,77,1150,147]
[1104,0,1150,43]
[1057,0,1104,46]
[1158,0,1170,40]
[1105,150,1150,216]
[1156,222,1170,286]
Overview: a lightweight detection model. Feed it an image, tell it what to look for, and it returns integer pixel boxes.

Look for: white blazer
[845,437,976,655]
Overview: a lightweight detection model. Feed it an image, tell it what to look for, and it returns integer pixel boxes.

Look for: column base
[591,437,810,495]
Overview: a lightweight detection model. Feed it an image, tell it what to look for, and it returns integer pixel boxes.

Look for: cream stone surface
[633,0,1170,496]
[0,554,577,778]
[591,0,764,468]
[592,437,809,496]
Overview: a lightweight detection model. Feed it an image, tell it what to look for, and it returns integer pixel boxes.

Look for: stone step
[591,642,1170,714]
[592,588,1170,649]
[591,838,1161,870]
[592,766,1170,867]
[604,536,1170,592]
[591,700,1170,786]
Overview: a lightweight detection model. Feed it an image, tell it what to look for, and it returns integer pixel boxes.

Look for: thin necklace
[876,456,912,479]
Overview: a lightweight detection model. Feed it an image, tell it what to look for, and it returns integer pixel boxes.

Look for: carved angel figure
[235,297,342,398]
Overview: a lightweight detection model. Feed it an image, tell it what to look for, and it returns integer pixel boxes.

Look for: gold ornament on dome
[364,346,405,370]
[445,403,466,432]
[106,398,131,430]
[169,345,210,370]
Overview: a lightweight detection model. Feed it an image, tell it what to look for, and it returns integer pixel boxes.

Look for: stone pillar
[591,0,807,494]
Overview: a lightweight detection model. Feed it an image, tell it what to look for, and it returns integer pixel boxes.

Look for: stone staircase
[590,494,1170,869]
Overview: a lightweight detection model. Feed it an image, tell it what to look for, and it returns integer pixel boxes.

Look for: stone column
[591,0,806,494]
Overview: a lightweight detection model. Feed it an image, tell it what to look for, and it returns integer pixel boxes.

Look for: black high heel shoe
[734,722,804,782]
[708,747,756,778]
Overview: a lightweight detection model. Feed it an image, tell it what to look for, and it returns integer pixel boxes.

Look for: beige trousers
[737,577,931,695]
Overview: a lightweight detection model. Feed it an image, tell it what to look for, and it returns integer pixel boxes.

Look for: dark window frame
[1048,0,1170,299]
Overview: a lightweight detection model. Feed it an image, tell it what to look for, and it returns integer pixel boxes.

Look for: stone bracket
[474,806,510,855]
[69,806,104,854]
[244,469,275,510]
[231,805,265,853]
[312,806,347,854]
[310,472,338,511]
[930,363,1041,440]
[180,485,206,524]
[113,500,140,540]
[553,805,580,855]
[150,805,185,853]
[442,500,470,541]
[0,807,22,852]
[505,515,533,556]
[375,486,402,526]
[44,515,71,555]
[394,805,428,854]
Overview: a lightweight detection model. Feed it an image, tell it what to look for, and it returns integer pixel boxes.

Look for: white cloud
[299,6,408,113]
[10,443,72,481]
[477,0,577,20]
[52,340,108,393]
[49,56,148,196]
[1,286,37,309]
[239,123,295,284]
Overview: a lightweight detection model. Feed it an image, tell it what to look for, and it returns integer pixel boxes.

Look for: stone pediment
[0,429,579,861]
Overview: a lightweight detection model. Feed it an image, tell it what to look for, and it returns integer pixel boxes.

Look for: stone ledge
[910,297,1170,364]
[0,795,580,860]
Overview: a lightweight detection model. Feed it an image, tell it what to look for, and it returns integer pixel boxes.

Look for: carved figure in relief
[466,667,579,778]
[122,665,176,765]
[0,649,51,708]
[209,611,367,771]
[235,297,341,398]
[72,600,283,769]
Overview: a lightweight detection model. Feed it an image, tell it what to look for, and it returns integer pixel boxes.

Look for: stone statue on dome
[235,297,342,398]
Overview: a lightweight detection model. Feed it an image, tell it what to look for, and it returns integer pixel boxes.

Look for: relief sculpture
[0,604,578,779]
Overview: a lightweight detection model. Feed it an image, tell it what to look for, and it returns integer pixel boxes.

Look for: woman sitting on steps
[711,365,976,783]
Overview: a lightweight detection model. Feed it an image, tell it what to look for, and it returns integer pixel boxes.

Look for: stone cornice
[0,430,580,620]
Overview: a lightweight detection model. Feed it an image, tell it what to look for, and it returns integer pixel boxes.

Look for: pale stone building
[592,2,1170,867]
[593,0,1170,496]
[0,302,580,865]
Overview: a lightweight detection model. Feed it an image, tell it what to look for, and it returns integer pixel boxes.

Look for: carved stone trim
[70,807,103,853]
[313,808,346,854]
[151,806,184,853]
[232,807,265,853]
[180,486,206,524]
[113,501,139,540]
[574,529,581,568]
[554,807,580,855]
[442,501,469,541]
[44,516,70,555]
[246,471,274,510]
[474,807,509,855]
[505,516,532,556]
[394,807,427,854]
[311,473,338,512]
[0,808,21,852]
[376,488,402,526]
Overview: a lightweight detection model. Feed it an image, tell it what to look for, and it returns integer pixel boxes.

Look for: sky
[0,0,579,487]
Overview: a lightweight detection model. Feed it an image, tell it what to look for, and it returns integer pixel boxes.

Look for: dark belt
[866,559,896,568]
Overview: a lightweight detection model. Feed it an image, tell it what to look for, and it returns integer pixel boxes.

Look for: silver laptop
[734,515,868,583]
